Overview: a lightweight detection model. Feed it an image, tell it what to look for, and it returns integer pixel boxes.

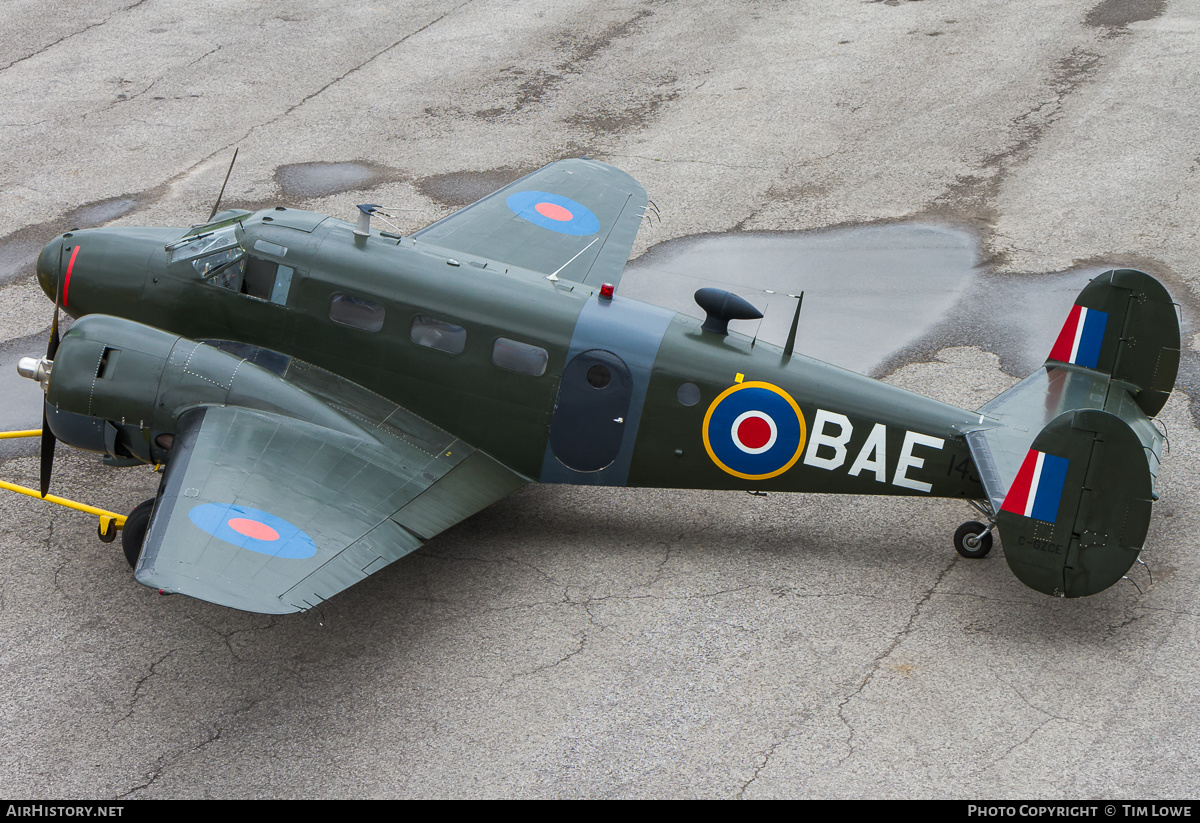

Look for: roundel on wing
[188,503,318,559]
[506,190,600,236]
[702,382,806,480]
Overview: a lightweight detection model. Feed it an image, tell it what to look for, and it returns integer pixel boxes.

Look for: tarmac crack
[121,0,481,211]
[931,46,1102,225]
[606,152,773,172]
[990,668,1079,724]
[736,729,792,799]
[507,628,589,683]
[834,556,957,764]
[0,0,152,74]
[118,649,176,724]
[253,1,480,135]
[973,669,1086,773]
[472,8,654,120]
[116,723,222,799]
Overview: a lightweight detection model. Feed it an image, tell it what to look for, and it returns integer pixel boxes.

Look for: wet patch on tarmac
[0,232,46,289]
[0,330,51,459]
[274,161,393,199]
[563,83,680,138]
[623,223,981,375]
[64,196,139,227]
[623,221,1198,422]
[470,8,654,120]
[0,194,147,286]
[415,167,533,209]
[1085,0,1167,29]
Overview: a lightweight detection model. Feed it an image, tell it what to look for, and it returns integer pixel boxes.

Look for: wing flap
[393,450,528,539]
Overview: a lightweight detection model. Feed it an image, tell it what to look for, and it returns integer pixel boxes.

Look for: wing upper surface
[412,159,647,287]
[135,403,526,614]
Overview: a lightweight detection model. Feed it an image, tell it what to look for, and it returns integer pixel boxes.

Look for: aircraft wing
[412,159,647,287]
[134,404,527,614]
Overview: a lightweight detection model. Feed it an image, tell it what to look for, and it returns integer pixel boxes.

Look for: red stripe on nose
[62,245,80,307]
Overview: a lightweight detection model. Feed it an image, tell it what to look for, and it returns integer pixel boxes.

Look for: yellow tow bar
[0,430,127,541]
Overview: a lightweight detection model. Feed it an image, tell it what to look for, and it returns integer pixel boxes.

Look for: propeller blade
[39,409,55,498]
[207,147,239,223]
[46,312,59,360]
[40,239,64,496]
[47,240,62,358]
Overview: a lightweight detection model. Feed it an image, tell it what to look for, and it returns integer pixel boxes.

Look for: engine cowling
[26,314,358,466]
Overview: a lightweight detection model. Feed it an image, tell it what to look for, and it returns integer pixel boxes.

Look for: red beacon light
[599,283,615,300]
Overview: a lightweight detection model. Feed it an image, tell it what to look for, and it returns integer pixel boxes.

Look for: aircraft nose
[35,237,64,303]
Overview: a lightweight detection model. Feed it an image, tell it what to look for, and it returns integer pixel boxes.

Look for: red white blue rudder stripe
[1000,450,1069,523]
[1048,304,1108,369]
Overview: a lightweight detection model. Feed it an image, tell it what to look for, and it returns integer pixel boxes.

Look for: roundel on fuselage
[702,382,806,480]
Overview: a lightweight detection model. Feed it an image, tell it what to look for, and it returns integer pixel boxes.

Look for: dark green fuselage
[39,208,985,500]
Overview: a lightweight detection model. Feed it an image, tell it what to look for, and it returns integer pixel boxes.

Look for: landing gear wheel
[954,520,993,559]
[122,498,156,569]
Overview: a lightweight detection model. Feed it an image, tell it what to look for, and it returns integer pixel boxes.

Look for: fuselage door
[548,349,632,472]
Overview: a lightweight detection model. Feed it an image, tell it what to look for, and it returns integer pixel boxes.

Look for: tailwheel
[954,520,993,559]
[97,518,118,543]
[122,498,156,569]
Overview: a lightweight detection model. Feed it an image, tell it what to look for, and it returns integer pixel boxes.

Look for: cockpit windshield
[168,225,239,263]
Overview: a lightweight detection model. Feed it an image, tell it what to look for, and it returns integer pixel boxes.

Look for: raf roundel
[506,190,600,236]
[703,382,807,480]
[188,503,318,559]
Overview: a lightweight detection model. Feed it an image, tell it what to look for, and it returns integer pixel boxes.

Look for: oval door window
[549,349,633,472]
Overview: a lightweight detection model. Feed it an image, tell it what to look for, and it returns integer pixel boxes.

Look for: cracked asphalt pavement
[2,0,1199,799]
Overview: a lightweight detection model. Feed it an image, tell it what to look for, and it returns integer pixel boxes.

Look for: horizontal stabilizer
[996,409,1154,597]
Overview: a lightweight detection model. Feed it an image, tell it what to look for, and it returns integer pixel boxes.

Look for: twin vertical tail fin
[1045,268,1180,417]
[969,269,1179,597]
[996,410,1156,597]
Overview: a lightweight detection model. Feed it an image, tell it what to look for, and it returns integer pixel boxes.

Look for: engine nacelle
[37,315,359,465]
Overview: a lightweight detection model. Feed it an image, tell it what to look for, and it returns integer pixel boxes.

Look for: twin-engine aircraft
[16,159,1179,613]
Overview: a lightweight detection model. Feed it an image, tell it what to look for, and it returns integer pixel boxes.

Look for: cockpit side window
[194,246,245,290]
[191,247,292,305]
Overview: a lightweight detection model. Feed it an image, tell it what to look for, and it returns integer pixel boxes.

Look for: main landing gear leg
[955,500,996,559]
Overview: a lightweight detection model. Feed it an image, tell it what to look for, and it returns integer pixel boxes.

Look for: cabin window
[411,316,466,354]
[677,383,700,406]
[267,265,294,305]
[330,293,385,332]
[492,338,548,376]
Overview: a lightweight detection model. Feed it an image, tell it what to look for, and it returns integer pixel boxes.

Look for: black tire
[954,520,993,559]
[122,497,156,569]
